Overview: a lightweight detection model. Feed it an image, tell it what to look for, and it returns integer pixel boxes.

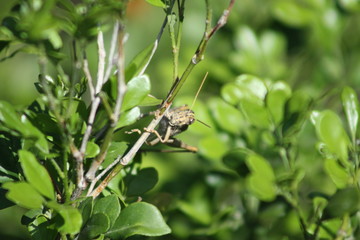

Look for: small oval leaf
[106,202,171,238]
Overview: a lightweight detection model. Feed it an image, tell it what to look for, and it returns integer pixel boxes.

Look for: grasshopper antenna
[190,72,208,109]
[197,119,211,128]
[190,72,211,128]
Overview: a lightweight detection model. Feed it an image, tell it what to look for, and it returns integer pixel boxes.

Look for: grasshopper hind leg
[166,138,198,153]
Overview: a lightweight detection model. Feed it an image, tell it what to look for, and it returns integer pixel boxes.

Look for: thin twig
[79,30,107,155]
[96,30,106,93]
[113,26,127,122]
[82,52,95,101]
[104,21,120,83]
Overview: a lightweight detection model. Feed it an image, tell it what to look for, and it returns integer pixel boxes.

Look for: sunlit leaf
[245,154,277,201]
[117,107,141,129]
[93,195,121,227]
[122,75,150,112]
[199,134,229,161]
[314,110,350,164]
[19,150,54,199]
[47,201,82,235]
[324,159,348,189]
[3,181,44,209]
[266,81,292,125]
[209,97,243,134]
[85,141,100,158]
[106,202,171,238]
[125,44,155,81]
[341,86,359,142]
[145,0,166,8]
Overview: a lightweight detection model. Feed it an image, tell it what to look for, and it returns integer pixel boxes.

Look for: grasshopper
[145,105,198,152]
[144,73,209,153]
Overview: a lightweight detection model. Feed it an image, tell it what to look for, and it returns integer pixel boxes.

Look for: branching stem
[88,0,235,198]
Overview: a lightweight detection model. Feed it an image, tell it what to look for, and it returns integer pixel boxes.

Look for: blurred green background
[1,0,360,239]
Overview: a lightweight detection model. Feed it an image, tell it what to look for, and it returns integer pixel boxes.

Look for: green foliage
[1,0,360,240]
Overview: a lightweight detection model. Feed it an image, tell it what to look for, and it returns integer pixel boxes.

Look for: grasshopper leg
[165,138,198,152]
[144,126,171,145]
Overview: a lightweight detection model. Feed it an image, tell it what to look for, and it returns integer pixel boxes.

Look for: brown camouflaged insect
[144,73,209,152]
[145,105,198,152]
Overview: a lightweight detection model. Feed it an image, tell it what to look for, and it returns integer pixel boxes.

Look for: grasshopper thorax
[160,105,195,137]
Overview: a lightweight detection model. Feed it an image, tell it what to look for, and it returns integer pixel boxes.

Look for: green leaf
[245,154,277,201]
[106,202,171,238]
[209,97,243,134]
[78,197,93,226]
[0,101,25,133]
[125,44,155,81]
[122,75,151,112]
[103,142,128,168]
[126,168,159,196]
[266,81,292,125]
[93,195,121,227]
[324,159,348,189]
[314,110,350,164]
[0,101,49,153]
[28,215,57,240]
[341,86,359,142]
[323,187,360,219]
[282,91,312,138]
[79,213,110,240]
[176,184,212,225]
[221,82,243,105]
[272,0,315,27]
[19,150,54,199]
[85,142,100,158]
[145,0,166,8]
[339,0,360,12]
[222,148,250,176]
[139,94,162,107]
[199,134,229,161]
[246,154,275,181]
[117,107,141,129]
[3,181,44,209]
[47,201,83,235]
[241,99,270,129]
[247,174,277,202]
[235,74,267,101]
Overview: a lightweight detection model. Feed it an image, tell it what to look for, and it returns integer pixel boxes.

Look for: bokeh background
[1,0,360,239]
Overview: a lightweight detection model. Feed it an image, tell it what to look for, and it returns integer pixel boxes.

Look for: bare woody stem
[88,0,235,198]
[71,22,124,200]
[85,23,127,182]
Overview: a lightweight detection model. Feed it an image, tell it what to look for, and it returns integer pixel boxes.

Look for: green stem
[168,13,178,82]
[50,158,65,179]
[62,150,70,203]
[279,147,291,171]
